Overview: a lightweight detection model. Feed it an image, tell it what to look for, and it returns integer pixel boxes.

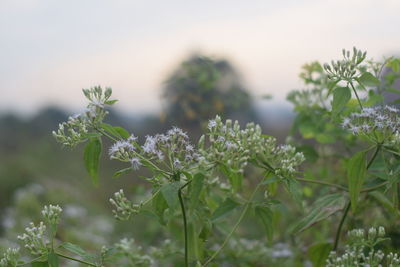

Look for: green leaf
[59,242,97,262]
[369,191,400,218]
[255,205,273,242]
[161,182,181,211]
[308,242,332,267]
[83,137,102,185]
[332,86,351,115]
[211,198,240,221]
[291,193,346,233]
[113,167,132,178]
[113,126,130,139]
[32,262,49,267]
[285,179,302,204]
[152,190,168,225]
[347,151,367,212]
[48,252,59,267]
[100,123,127,139]
[358,72,380,87]
[105,99,118,105]
[190,173,205,208]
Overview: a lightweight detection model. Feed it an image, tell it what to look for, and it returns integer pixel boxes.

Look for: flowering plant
[2,48,400,266]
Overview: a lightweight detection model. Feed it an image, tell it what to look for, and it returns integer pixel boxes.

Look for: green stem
[296,177,347,191]
[178,180,192,267]
[202,182,263,266]
[333,202,351,251]
[349,81,363,109]
[56,252,98,266]
[333,144,381,250]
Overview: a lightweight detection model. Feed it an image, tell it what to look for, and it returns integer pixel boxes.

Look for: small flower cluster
[341,105,400,142]
[202,116,305,179]
[323,47,367,81]
[113,238,154,266]
[0,248,20,267]
[109,190,140,220]
[53,86,116,147]
[141,127,200,171]
[327,227,399,267]
[109,127,200,174]
[41,204,62,226]
[17,222,48,255]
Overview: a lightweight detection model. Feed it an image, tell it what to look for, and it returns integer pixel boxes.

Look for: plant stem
[56,252,98,266]
[202,182,263,266]
[333,201,350,251]
[296,177,347,191]
[178,180,192,267]
[333,144,382,250]
[349,81,363,109]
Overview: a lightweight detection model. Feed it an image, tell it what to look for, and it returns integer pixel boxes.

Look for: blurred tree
[161,54,255,128]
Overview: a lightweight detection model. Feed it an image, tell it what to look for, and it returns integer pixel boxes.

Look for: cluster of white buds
[0,248,20,267]
[41,205,62,226]
[327,227,395,267]
[53,86,117,147]
[109,190,140,220]
[201,116,251,174]
[342,106,400,142]
[52,114,89,147]
[114,238,154,266]
[202,116,305,179]
[387,252,400,266]
[323,47,367,80]
[17,222,48,255]
[109,127,200,175]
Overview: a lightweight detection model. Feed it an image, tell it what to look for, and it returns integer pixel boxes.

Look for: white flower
[130,157,141,170]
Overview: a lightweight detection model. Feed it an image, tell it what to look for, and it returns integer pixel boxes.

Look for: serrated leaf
[347,151,367,212]
[100,123,129,139]
[358,72,380,87]
[161,181,181,211]
[83,137,102,185]
[255,205,273,242]
[211,198,240,221]
[285,178,302,204]
[308,242,332,267]
[59,242,97,263]
[48,252,59,267]
[113,167,132,178]
[332,86,351,115]
[291,193,346,233]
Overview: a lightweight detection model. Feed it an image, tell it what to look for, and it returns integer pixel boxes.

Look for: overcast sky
[1,0,399,115]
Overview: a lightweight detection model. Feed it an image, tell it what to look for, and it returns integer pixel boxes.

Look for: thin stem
[333,144,382,250]
[56,252,97,266]
[202,182,263,266]
[178,180,192,267]
[349,81,363,109]
[296,177,347,191]
[333,201,351,251]
[361,181,388,193]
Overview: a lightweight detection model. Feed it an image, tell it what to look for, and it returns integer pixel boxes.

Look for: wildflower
[41,205,62,226]
[109,190,140,220]
[17,222,47,255]
[130,157,141,170]
[208,119,217,129]
[0,248,20,267]
[342,105,400,144]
